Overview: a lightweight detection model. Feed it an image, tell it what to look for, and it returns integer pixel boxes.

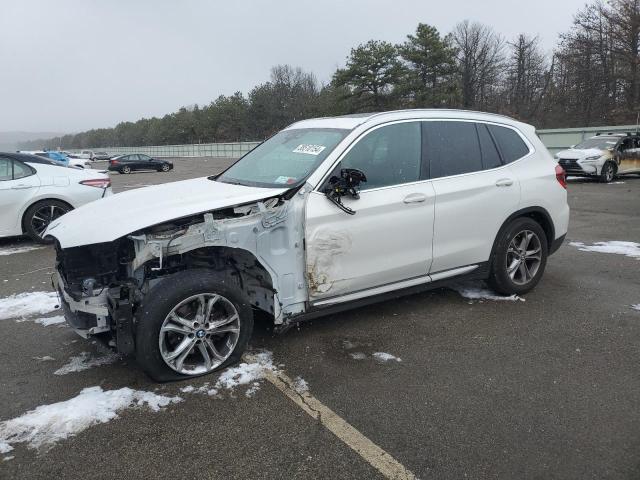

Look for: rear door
[139,154,156,169]
[427,121,523,274]
[128,154,143,169]
[0,157,41,236]
[618,137,640,173]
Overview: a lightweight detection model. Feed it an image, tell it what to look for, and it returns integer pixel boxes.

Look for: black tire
[135,269,254,382]
[160,164,170,172]
[120,165,131,174]
[599,161,616,183]
[23,199,72,243]
[487,217,548,295]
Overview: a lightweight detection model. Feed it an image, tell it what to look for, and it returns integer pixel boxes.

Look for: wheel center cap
[195,329,206,339]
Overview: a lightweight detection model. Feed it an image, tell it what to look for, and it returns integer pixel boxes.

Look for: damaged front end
[53,189,310,355]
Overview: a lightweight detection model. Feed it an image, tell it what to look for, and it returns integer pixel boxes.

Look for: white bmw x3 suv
[46,110,569,381]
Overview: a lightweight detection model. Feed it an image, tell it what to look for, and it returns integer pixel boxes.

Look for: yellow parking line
[260,365,417,480]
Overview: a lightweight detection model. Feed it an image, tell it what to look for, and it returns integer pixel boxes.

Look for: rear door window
[13,161,34,179]
[423,121,483,178]
[0,157,12,180]
[488,125,530,163]
[477,123,502,169]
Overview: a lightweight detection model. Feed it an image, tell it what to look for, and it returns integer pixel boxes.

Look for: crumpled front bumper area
[54,272,111,338]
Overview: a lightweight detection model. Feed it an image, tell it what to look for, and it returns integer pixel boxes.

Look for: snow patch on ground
[292,376,309,394]
[349,352,367,360]
[0,245,44,256]
[0,387,182,452]
[0,292,59,321]
[215,352,274,391]
[372,352,402,363]
[180,352,276,398]
[54,351,120,375]
[34,315,66,327]
[570,241,640,259]
[631,304,640,311]
[451,282,524,302]
[33,356,55,362]
[16,315,66,327]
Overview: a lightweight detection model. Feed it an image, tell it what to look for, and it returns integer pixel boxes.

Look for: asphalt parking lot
[1,161,639,479]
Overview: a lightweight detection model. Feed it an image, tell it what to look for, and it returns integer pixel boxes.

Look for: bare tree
[503,34,549,121]
[452,20,505,109]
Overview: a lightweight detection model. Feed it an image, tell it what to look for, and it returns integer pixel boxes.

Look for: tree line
[21,0,640,150]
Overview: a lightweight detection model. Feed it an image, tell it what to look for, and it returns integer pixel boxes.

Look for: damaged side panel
[127,191,309,324]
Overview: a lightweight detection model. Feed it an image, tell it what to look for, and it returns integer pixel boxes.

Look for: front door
[305,121,435,302]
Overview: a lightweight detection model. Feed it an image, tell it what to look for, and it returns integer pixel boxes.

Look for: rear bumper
[549,233,566,256]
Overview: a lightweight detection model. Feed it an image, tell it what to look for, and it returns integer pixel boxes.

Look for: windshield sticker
[274,176,297,184]
[293,144,326,155]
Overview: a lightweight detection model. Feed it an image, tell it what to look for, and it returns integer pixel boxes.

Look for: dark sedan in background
[108,154,173,174]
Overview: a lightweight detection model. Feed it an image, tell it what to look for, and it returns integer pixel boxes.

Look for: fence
[74,141,261,158]
[537,124,638,154]
[75,124,640,158]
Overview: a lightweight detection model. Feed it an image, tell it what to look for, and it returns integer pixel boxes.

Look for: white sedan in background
[0,152,112,242]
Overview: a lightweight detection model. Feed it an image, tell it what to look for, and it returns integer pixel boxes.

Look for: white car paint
[67,157,92,169]
[49,110,570,372]
[0,162,112,238]
[46,177,287,248]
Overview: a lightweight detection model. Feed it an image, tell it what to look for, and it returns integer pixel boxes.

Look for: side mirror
[323,168,367,215]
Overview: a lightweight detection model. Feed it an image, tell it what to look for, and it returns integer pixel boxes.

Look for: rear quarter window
[488,125,530,163]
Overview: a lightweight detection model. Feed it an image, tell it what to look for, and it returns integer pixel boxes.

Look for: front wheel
[488,217,548,295]
[160,164,170,172]
[599,161,616,183]
[135,269,254,382]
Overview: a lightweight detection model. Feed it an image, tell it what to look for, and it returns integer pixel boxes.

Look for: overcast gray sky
[0,0,588,133]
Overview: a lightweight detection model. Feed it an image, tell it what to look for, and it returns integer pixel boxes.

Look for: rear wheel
[488,217,548,295]
[23,200,72,243]
[121,165,131,174]
[599,161,616,183]
[135,269,253,382]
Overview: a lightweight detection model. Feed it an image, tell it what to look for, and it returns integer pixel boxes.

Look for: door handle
[403,193,427,204]
[11,184,33,190]
[495,178,514,187]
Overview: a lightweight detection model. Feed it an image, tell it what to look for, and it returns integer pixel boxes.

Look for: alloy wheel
[30,204,69,237]
[505,230,542,285]
[604,164,614,182]
[159,293,241,375]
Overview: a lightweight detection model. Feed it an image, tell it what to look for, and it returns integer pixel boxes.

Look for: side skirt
[284,262,489,326]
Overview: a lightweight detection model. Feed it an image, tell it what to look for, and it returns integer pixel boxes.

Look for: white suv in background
[47,109,570,381]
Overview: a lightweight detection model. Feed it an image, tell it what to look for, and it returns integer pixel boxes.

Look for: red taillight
[110,159,119,165]
[80,178,111,189]
[555,164,567,189]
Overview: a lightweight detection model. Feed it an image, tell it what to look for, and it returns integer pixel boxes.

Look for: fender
[489,206,557,263]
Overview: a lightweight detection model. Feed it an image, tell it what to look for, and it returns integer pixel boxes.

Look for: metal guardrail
[72,141,261,158]
[75,124,640,158]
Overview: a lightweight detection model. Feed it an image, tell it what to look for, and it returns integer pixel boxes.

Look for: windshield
[217,128,349,188]
[574,137,619,150]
